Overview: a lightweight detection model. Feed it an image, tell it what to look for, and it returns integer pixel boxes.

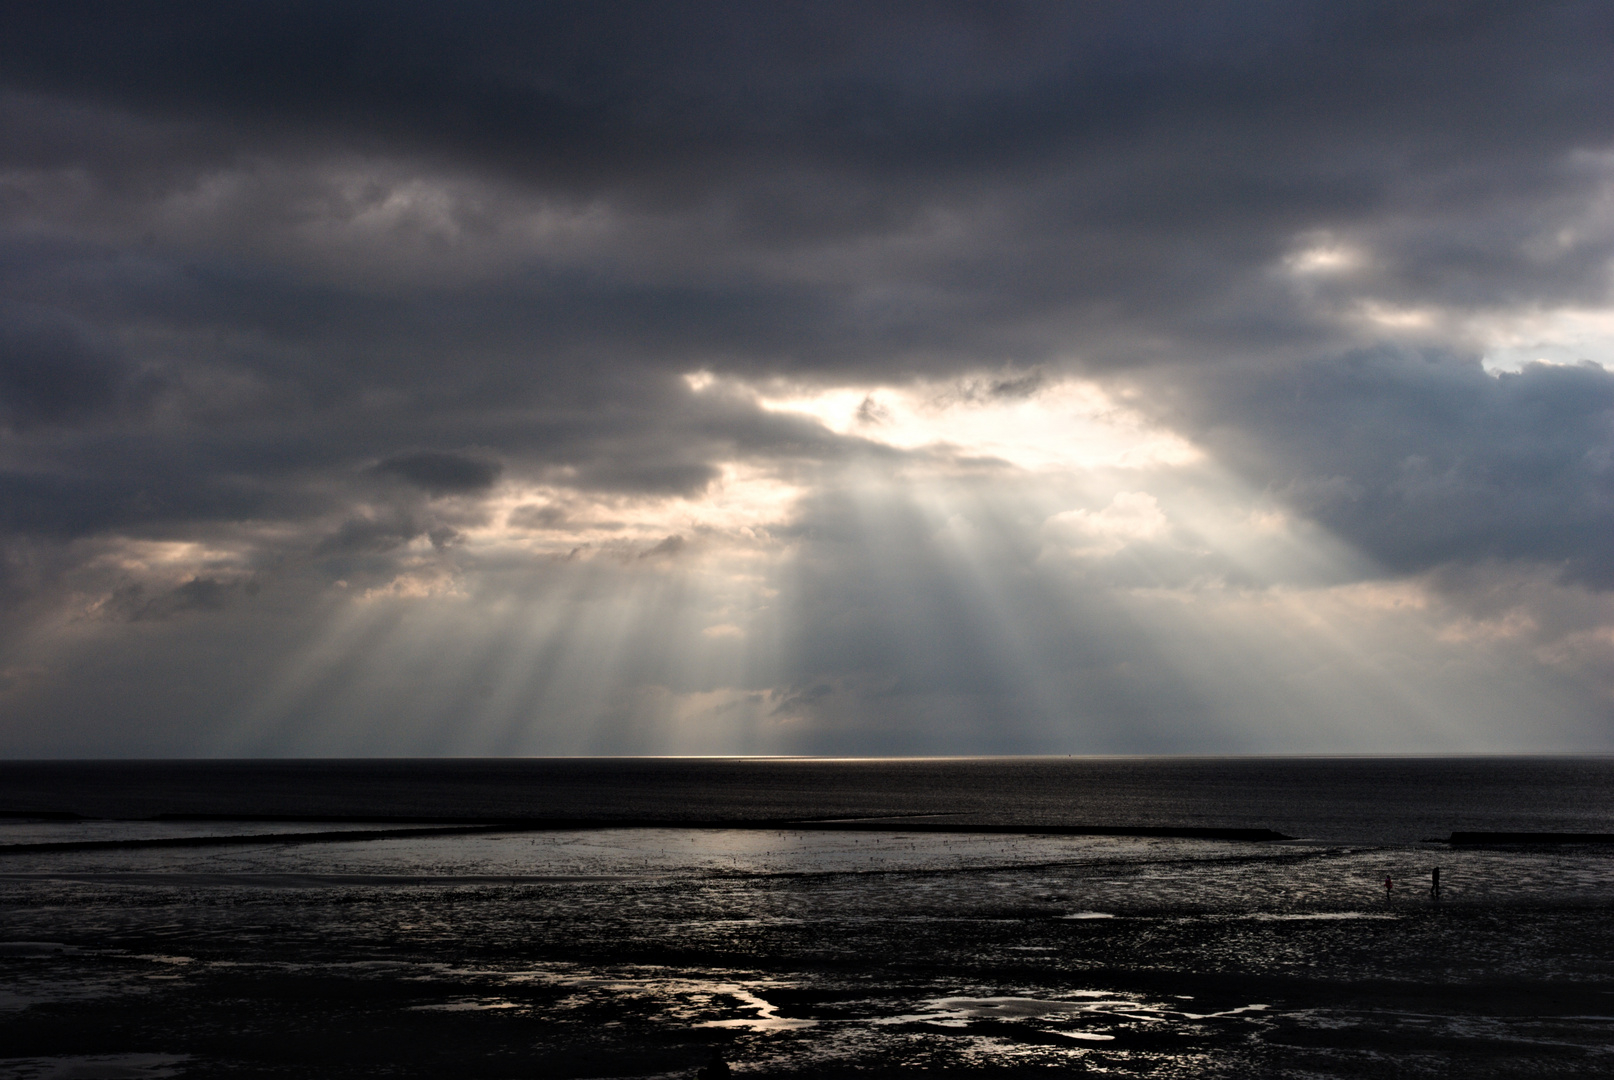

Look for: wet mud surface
[4,830,1614,1077]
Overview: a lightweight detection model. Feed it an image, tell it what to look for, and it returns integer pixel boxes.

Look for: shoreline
[0,819,1292,855]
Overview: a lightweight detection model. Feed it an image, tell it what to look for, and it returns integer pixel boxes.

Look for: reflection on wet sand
[4,826,1614,1076]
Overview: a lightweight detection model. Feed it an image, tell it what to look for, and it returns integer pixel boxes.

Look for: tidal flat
[4,827,1614,1078]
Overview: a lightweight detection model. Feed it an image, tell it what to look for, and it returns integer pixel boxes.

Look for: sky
[4,2,1614,757]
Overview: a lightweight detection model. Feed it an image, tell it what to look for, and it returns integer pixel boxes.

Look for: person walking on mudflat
[1430,867,1441,900]
[1384,876,1393,900]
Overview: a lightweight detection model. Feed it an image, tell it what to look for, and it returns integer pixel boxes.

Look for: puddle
[879,991,1274,1043]
[1181,1003,1271,1019]
[409,998,523,1012]
[696,987,817,1031]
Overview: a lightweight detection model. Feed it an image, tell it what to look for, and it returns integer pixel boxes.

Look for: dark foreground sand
[4,829,1613,1078]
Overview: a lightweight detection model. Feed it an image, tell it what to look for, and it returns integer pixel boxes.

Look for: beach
[3,759,1613,1077]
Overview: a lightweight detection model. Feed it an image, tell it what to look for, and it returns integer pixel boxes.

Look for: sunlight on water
[6,761,1614,1076]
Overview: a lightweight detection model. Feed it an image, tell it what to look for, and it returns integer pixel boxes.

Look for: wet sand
[4,828,1614,1077]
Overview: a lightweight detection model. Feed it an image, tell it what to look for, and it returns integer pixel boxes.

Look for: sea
[2,757,1612,1078]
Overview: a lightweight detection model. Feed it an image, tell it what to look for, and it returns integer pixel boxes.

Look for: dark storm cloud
[7,3,1609,182]
[315,511,425,556]
[0,307,153,427]
[1180,349,1614,586]
[373,450,500,496]
[0,461,274,539]
[3,2,1610,495]
[5,2,1614,754]
[7,1,1612,365]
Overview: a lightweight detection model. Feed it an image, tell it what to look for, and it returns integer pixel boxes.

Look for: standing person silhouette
[697,1049,731,1079]
[1431,867,1441,900]
[1384,875,1393,900]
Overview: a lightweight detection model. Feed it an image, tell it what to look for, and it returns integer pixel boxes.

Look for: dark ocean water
[5,756,1614,842]
[3,758,1613,1078]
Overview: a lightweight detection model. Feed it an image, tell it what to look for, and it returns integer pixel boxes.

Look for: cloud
[638,534,685,560]
[4,3,1614,753]
[573,460,720,497]
[0,308,152,428]
[95,575,258,623]
[1042,492,1169,559]
[1177,348,1614,586]
[316,511,425,556]
[505,503,568,531]
[373,450,501,496]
